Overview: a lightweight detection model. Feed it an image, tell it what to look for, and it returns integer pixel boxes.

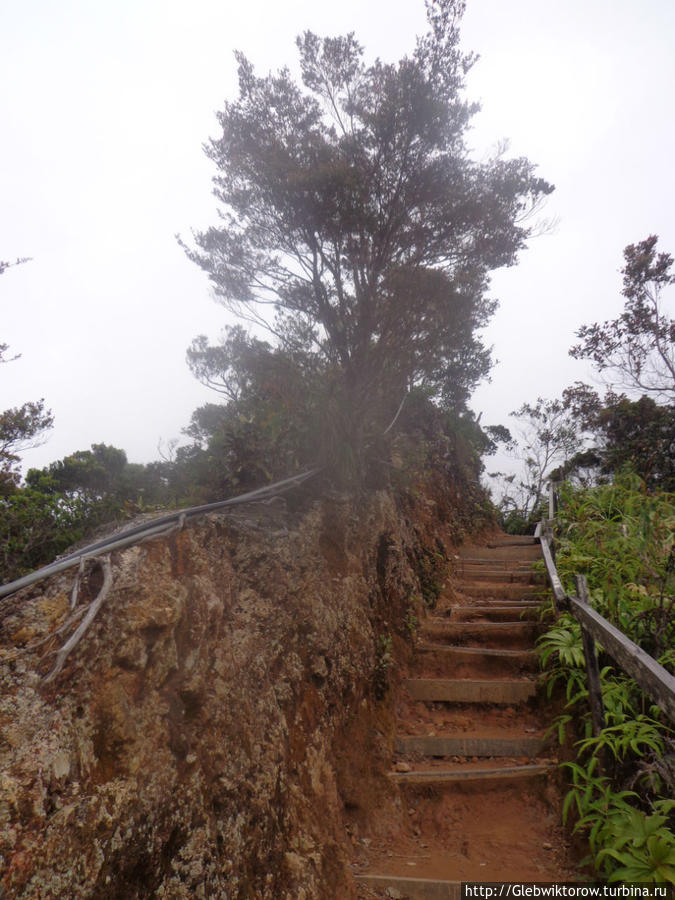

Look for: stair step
[355,874,460,900]
[426,619,542,628]
[456,581,543,600]
[416,644,537,676]
[418,644,537,659]
[350,534,572,886]
[396,733,544,757]
[458,568,542,584]
[448,605,540,621]
[440,599,542,610]
[404,678,536,704]
[458,567,538,579]
[458,556,535,567]
[488,537,537,546]
[422,621,543,647]
[458,546,541,561]
[388,761,555,784]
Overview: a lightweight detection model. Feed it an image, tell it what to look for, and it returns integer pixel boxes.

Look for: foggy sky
[2,0,674,478]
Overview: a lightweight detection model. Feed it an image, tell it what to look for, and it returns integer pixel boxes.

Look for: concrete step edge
[405,677,537,687]
[447,608,541,620]
[459,557,537,565]
[458,561,538,570]
[354,874,461,900]
[458,569,542,580]
[416,643,537,658]
[450,605,540,611]
[404,677,537,704]
[395,734,545,756]
[438,602,542,611]
[487,538,538,546]
[456,582,541,592]
[424,621,543,630]
[388,762,555,784]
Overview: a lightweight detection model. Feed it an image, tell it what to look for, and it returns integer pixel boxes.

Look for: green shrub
[538,473,674,882]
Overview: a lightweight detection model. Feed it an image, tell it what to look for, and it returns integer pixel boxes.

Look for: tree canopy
[571,235,675,401]
[495,236,675,531]
[182,0,552,466]
[560,384,675,492]
[0,401,54,496]
[1,257,53,495]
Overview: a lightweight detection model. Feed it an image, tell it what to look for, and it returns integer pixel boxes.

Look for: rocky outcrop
[0,484,476,899]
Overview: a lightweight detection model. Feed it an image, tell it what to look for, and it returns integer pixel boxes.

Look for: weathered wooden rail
[534,487,675,729]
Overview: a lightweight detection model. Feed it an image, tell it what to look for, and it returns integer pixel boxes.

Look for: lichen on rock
[0,482,475,898]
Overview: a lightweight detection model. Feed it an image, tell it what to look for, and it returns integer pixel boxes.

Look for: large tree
[182,0,552,464]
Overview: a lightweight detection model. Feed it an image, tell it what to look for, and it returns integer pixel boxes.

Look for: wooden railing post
[537,512,675,723]
[575,574,606,737]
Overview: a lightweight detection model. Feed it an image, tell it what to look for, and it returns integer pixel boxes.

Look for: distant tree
[27,443,128,502]
[25,442,178,514]
[482,423,512,455]
[0,488,85,583]
[571,236,675,401]
[181,404,230,449]
[596,396,674,491]
[490,397,581,531]
[181,0,552,471]
[1,257,29,365]
[561,383,675,492]
[494,237,675,526]
[565,235,674,492]
[0,257,30,278]
[0,401,54,495]
[186,326,282,403]
[0,343,18,365]
[182,328,323,496]
[0,256,53,494]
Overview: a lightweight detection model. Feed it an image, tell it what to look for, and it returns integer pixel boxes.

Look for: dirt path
[354,535,576,898]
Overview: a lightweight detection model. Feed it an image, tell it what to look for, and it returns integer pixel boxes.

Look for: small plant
[537,617,585,668]
[586,803,675,883]
[373,633,394,699]
[404,608,418,639]
[538,474,675,883]
[415,547,447,609]
[576,716,665,761]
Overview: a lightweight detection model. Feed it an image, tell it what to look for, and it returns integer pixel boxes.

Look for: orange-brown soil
[353,536,578,898]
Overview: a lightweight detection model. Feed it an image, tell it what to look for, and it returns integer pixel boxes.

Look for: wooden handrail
[535,522,566,607]
[536,491,675,724]
[569,594,675,723]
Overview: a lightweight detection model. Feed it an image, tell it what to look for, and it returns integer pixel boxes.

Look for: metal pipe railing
[0,467,321,600]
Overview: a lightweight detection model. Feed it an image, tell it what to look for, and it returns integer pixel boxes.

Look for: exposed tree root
[19,520,186,678]
[18,519,187,675]
[69,557,85,610]
[25,605,87,651]
[44,555,113,683]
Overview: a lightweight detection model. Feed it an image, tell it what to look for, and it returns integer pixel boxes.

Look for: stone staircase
[355,535,574,898]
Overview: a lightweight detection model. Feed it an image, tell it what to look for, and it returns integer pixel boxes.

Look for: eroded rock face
[0,489,457,899]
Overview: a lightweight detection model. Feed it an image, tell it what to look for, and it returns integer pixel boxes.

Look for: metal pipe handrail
[0,467,321,600]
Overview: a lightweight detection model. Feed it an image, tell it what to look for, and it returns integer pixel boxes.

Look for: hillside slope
[0,476,482,899]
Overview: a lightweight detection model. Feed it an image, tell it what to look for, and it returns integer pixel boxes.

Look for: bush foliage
[537,473,674,882]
